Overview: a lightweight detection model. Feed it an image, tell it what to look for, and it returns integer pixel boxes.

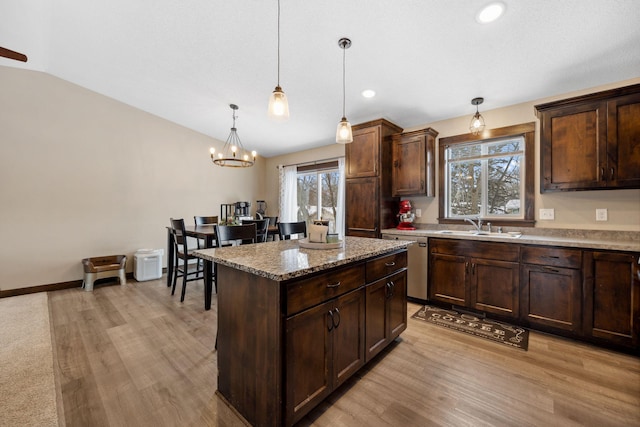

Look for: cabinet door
[471,258,519,319]
[346,126,380,178]
[365,271,407,362]
[332,288,365,388]
[345,177,379,238]
[521,264,582,333]
[429,252,467,306]
[285,300,333,426]
[392,133,425,196]
[365,276,388,360]
[607,93,640,188]
[584,251,640,348]
[387,270,408,340]
[540,101,607,191]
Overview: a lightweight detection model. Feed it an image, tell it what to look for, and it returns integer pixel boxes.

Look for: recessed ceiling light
[362,89,376,98]
[476,2,505,24]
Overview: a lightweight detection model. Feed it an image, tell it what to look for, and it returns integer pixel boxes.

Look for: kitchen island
[194,236,411,427]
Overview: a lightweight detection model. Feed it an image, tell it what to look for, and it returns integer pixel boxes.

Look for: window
[439,123,535,226]
[297,162,340,229]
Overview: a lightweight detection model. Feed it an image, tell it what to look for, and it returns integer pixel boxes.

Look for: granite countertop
[193,236,411,282]
[381,227,640,252]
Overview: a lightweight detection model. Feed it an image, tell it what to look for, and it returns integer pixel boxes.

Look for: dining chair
[215,223,258,247]
[263,216,279,241]
[278,221,308,240]
[241,219,269,243]
[169,218,205,302]
[194,215,219,248]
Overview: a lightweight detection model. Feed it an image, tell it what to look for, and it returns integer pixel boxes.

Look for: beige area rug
[0,293,59,426]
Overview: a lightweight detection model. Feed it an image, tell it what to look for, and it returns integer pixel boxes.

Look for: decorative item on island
[192,236,412,426]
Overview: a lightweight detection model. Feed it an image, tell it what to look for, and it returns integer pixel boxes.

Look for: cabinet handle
[333,308,341,328]
[327,310,334,331]
[350,227,377,232]
[471,263,476,275]
[385,282,392,298]
[610,167,615,180]
[390,280,395,297]
[385,261,396,267]
[420,179,424,190]
[326,281,341,288]
[601,167,605,181]
[386,281,395,298]
[543,255,560,259]
[543,266,559,273]
[465,261,469,274]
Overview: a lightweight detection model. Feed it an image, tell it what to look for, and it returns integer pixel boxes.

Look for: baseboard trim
[0,270,148,299]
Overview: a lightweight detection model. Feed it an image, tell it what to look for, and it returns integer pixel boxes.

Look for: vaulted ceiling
[2,0,639,157]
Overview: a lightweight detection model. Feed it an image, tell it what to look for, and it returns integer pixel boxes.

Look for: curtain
[336,158,345,238]
[279,165,298,223]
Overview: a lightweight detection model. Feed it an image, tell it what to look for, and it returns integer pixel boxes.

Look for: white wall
[2,66,638,292]
[0,66,264,291]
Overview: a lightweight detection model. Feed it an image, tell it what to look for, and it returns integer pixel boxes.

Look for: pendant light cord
[277,0,281,86]
[342,43,346,117]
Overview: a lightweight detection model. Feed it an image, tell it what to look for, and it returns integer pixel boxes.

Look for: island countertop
[193,236,411,281]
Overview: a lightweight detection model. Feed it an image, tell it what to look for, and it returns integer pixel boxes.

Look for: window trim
[438,122,536,227]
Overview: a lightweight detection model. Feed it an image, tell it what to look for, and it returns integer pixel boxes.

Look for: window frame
[438,122,536,227]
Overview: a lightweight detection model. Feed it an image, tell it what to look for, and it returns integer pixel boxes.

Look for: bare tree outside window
[297,169,340,229]
[446,137,524,219]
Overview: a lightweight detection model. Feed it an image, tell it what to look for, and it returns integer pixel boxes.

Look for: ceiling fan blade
[0,46,28,62]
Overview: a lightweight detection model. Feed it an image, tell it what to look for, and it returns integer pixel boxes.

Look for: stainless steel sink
[437,230,522,238]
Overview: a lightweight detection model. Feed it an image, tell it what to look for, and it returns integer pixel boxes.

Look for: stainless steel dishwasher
[382,234,428,302]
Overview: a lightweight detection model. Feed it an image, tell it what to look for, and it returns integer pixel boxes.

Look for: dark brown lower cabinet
[428,238,639,352]
[429,238,519,320]
[365,270,407,361]
[584,250,640,349]
[520,246,582,333]
[286,287,365,426]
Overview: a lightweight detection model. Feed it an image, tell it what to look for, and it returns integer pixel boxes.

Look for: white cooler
[134,249,163,281]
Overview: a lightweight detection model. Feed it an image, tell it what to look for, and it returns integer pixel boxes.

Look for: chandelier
[210,104,256,168]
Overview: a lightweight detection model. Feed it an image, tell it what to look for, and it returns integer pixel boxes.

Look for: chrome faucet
[464,217,483,232]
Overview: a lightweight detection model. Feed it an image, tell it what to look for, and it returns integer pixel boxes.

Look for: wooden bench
[81,255,127,291]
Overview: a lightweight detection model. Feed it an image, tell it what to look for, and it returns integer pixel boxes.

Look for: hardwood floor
[48,276,640,427]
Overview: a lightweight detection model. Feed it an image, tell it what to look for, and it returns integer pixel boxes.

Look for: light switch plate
[596,208,608,221]
[540,208,555,220]
[415,209,422,218]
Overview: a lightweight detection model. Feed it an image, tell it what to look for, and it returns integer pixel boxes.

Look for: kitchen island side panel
[216,264,283,427]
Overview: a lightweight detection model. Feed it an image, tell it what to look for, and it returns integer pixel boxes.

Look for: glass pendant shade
[336,117,353,144]
[469,111,486,135]
[469,97,486,136]
[268,86,289,120]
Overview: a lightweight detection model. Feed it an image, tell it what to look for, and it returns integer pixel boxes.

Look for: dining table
[166,223,281,310]
[166,224,217,310]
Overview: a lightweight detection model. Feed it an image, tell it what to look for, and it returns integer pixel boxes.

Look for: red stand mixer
[397,200,416,230]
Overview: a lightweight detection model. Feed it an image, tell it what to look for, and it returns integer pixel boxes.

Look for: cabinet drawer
[287,264,365,316]
[521,246,582,269]
[365,250,407,283]
[430,238,519,262]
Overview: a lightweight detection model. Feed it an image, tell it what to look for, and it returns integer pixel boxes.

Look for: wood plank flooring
[48,276,640,426]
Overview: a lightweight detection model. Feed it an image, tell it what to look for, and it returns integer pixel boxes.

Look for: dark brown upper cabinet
[391,128,439,197]
[535,84,640,192]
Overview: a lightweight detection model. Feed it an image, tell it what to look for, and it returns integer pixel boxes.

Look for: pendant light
[469,97,486,135]
[267,0,289,120]
[210,104,256,168]
[336,37,353,144]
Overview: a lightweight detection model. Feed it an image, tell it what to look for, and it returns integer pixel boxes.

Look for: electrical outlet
[596,208,608,221]
[540,208,555,220]
[415,209,422,218]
